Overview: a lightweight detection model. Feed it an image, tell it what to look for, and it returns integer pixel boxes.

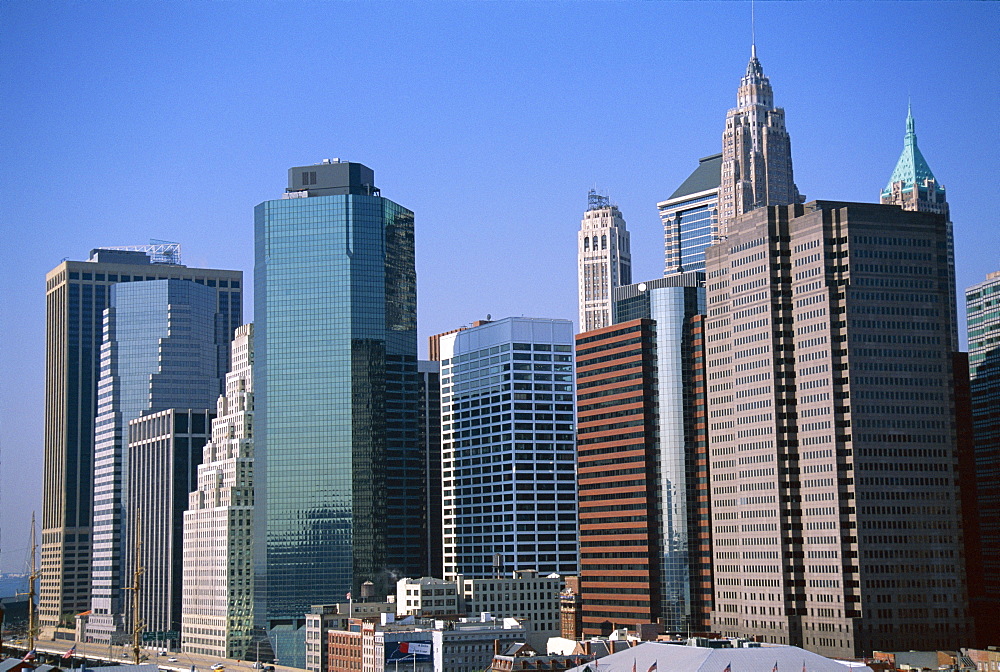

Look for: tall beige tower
[577,190,631,332]
[705,201,972,657]
[181,324,255,659]
[719,47,801,235]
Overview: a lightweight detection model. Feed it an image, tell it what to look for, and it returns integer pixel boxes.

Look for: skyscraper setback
[719,47,801,234]
[41,247,241,632]
[87,279,227,643]
[704,200,973,656]
[182,324,256,659]
[253,160,423,665]
[577,191,631,333]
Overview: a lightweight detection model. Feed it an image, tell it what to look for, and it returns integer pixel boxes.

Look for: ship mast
[23,512,40,651]
[125,507,145,664]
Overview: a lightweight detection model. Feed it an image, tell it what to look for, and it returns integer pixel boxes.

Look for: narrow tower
[719,47,801,234]
[577,190,631,332]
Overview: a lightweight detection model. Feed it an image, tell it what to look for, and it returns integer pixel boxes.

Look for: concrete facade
[456,570,561,651]
[181,324,256,659]
[578,192,631,333]
[704,201,973,656]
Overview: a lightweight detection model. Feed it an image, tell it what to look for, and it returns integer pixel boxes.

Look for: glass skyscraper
[658,154,722,276]
[254,161,423,665]
[87,279,225,643]
[575,273,710,636]
[42,247,239,632]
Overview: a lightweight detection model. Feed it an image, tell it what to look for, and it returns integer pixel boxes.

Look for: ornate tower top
[719,47,800,233]
[881,105,947,216]
[884,104,939,191]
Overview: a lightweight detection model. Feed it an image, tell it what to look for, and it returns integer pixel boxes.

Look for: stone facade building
[704,201,973,656]
[719,48,801,235]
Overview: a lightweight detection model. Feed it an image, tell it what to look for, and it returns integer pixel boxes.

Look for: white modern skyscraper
[181,324,255,659]
[577,191,631,333]
[719,46,801,234]
[439,318,578,580]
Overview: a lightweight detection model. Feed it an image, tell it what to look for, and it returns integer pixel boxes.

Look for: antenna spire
[751,0,757,58]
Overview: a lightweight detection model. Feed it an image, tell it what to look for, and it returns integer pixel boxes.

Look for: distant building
[489,643,591,672]
[558,576,581,641]
[658,154,722,275]
[439,318,578,580]
[457,570,562,651]
[396,577,461,619]
[430,617,526,672]
[305,602,398,672]
[321,615,525,672]
[880,106,949,217]
[966,270,1000,643]
[86,278,231,643]
[576,272,710,636]
[42,247,240,630]
[181,324,256,659]
[578,191,631,333]
[254,160,424,665]
[719,48,801,234]
[126,407,214,645]
[704,201,973,655]
[418,361,445,579]
[429,328,468,362]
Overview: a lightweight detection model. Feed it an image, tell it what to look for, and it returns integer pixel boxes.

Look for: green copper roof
[883,105,938,194]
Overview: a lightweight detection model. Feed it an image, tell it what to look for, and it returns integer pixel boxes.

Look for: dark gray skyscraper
[254,160,423,665]
[41,246,240,632]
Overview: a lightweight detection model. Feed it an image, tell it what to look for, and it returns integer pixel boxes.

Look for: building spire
[881,103,947,216]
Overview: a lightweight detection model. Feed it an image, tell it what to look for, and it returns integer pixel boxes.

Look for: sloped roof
[883,106,938,192]
[668,155,723,201]
[567,642,872,672]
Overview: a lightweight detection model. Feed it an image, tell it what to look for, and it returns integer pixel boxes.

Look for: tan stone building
[719,48,802,235]
[704,201,973,657]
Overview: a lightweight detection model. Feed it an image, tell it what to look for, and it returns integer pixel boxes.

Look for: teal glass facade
[254,180,422,659]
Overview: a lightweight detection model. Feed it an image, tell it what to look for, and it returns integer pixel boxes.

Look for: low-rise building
[457,571,562,650]
[964,648,1000,672]
[490,643,592,672]
[306,602,398,672]
[559,577,581,641]
[396,578,460,619]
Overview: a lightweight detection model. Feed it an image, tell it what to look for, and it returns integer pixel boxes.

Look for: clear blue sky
[1,1,997,572]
